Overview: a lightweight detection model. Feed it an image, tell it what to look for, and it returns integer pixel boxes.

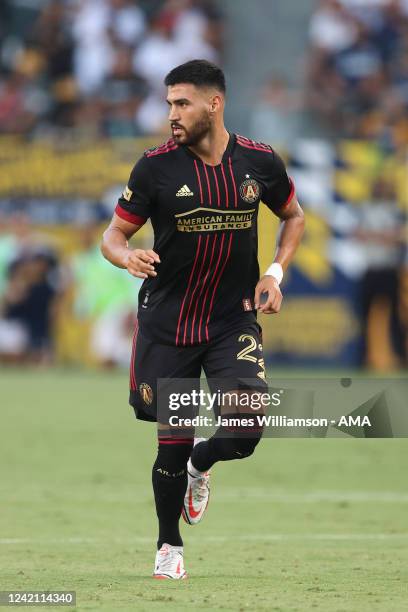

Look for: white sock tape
[264,262,283,284]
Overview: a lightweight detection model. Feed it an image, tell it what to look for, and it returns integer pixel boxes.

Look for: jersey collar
[182,132,236,167]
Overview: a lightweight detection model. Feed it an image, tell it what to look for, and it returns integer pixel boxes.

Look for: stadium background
[1,0,406,369]
[1,1,408,610]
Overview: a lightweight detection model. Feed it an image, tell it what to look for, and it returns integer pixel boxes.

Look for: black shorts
[129,316,267,422]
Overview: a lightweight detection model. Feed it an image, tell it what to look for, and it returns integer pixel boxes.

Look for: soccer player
[101,60,305,579]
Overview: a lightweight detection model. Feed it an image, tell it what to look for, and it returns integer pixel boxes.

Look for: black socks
[152,439,193,549]
[191,429,262,472]
[152,427,262,548]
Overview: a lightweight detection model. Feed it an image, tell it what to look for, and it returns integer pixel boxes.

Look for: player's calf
[191,415,264,471]
[152,436,193,547]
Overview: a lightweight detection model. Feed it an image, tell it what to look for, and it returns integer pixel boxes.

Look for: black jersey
[116,133,294,346]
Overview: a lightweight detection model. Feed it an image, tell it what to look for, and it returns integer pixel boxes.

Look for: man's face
[167,83,213,146]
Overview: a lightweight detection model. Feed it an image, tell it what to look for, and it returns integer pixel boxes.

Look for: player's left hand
[254,276,282,314]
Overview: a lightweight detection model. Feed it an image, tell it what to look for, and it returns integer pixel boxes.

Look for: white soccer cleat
[182,438,211,525]
[153,543,187,580]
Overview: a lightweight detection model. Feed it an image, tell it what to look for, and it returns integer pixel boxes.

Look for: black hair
[164,59,226,93]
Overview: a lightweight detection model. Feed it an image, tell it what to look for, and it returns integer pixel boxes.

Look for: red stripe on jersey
[212,166,220,207]
[194,159,203,204]
[146,144,178,157]
[236,134,254,143]
[175,235,202,346]
[198,234,225,342]
[282,177,295,207]
[236,135,271,147]
[148,142,169,154]
[220,162,229,208]
[240,144,273,153]
[162,137,176,148]
[129,319,139,391]
[183,234,210,345]
[236,141,274,154]
[202,161,212,205]
[236,135,273,153]
[228,157,238,208]
[115,204,147,226]
[205,233,233,341]
[145,139,178,157]
[158,137,175,147]
[192,234,218,344]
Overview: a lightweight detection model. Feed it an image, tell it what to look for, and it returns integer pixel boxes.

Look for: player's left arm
[254,195,305,314]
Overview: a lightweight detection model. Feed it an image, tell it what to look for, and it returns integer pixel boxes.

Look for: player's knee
[232,435,261,459]
[212,412,264,461]
[211,432,262,461]
[153,439,193,479]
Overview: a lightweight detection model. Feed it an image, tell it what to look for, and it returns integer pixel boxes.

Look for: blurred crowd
[0,215,59,364]
[250,0,408,148]
[353,177,407,369]
[306,0,408,145]
[0,0,406,371]
[2,0,407,145]
[0,0,224,138]
[0,216,141,366]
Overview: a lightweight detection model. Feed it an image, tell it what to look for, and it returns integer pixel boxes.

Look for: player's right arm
[101,214,160,279]
[101,155,160,279]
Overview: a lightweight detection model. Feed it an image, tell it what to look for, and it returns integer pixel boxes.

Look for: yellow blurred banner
[0,136,405,210]
[0,137,156,199]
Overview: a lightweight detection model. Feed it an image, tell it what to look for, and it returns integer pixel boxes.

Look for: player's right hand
[123,249,161,279]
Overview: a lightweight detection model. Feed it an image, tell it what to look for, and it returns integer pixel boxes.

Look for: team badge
[239,178,260,203]
[123,186,133,201]
[139,382,153,405]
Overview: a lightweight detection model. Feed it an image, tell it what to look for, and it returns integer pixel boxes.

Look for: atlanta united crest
[139,382,153,405]
[239,178,260,203]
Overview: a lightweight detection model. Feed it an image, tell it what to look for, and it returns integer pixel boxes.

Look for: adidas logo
[176,184,194,197]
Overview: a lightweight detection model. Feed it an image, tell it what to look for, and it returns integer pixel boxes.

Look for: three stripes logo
[176,184,194,197]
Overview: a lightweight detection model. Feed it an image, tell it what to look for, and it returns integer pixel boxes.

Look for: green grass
[1,369,407,611]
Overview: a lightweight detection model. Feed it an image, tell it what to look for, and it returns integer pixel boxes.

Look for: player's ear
[210,94,222,114]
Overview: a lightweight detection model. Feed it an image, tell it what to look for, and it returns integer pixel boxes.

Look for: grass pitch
[1,369,407,611]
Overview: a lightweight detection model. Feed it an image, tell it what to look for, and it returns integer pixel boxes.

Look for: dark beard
[177,116,211,146]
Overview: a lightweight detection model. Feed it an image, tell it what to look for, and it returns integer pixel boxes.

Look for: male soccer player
[101,60,305,579]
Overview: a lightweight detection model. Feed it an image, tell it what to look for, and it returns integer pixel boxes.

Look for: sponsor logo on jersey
[123,186,133,201]
[139,382,153,405]
[175,207,255,232]
[176,184,194,197]
[239,178,260,203]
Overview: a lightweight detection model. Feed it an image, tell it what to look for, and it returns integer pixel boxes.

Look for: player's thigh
[202,319,267,416]
[129,328,202,424]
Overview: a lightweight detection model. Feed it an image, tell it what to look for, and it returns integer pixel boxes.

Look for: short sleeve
[262,151,295,213]
[115,155,154,225]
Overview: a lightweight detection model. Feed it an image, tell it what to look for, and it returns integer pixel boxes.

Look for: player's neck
[188,127,230,166]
